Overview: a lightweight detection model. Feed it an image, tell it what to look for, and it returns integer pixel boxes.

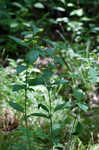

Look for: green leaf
[26,50,39,64]
[27,113,49,119]
[21,31,32,36]
[9,36,28,47]
[44,39,58,47]
[56,17,68,23]
[54,102,72,112]
[73,89,85,100]
[67,3,74,7]
[46,48,54,56]
[42,71,53,80]
[39,50,46,57]
[96,77,99,82]
[72,122,84,135]
[34,3,44,9]
[77,102,88,112]
[88,68,98,83]
[12,2,26,10]
[54,57,63,65]
[54,7,65,12]
[70,9,83,16]
[38,104,49,113]
[9,102,24,113]
[13,84,25,91]
[60,0,65,4]
[28,78,44,86]
[16,65,28,74]
[81,17,91,21]
[10,21,18,28]
[27,88,34,91]
[55,79,68,85]
[54,143,64,149]
[52,123,61,136]
[32,25,41,36]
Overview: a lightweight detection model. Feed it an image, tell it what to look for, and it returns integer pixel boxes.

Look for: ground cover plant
[0,0,99,150]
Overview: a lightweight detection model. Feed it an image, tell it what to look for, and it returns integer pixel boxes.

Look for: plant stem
[59,51,72,72]
[24,67,31,150]
[25,68,28,128]
[56,29,72,72]
[48,89,53,144]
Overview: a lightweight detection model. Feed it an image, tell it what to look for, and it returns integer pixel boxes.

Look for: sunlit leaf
[67,3,74,7]
[70,9,83,16]
[81,17,91,21]
[56,17,68,23]
[34,3,44,9]
[60,0,65,4]
[10,22,18,28]
[54,7,65,12]
[77,102,88,112]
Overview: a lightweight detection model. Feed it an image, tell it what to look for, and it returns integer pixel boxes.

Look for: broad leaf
[16,65,27,74]
[56,17,68,23]
[32,25,42,36]
[73,89,85,100]
[88,68,98,83]
[77,102,88,112]
[28,78,44,86]
[52,123,61,137]
[67,3,74,7]
[26,50,39,64]
[54,57,63,65]
[54,102,72,112]
[42,71,53,80]
[55,79,68,85]
[9,102,24,113]
[70,9,83,16]
[72,122,84,135]
[9,36,28,47]
[38,104,49,113]
[13,84,25,91]
[46,48,54,56]
[54,7,65,12]
[34,3,44,9]
[27,113,49,119]
[54,143,64,149]
[60,0,65,4]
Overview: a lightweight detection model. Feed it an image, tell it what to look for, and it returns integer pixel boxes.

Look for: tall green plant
[8,8,99,148]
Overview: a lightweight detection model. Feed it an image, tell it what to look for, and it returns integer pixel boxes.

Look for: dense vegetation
[0,0,99,150]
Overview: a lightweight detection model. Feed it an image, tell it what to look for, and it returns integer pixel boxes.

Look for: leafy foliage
[0,0,99,150]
